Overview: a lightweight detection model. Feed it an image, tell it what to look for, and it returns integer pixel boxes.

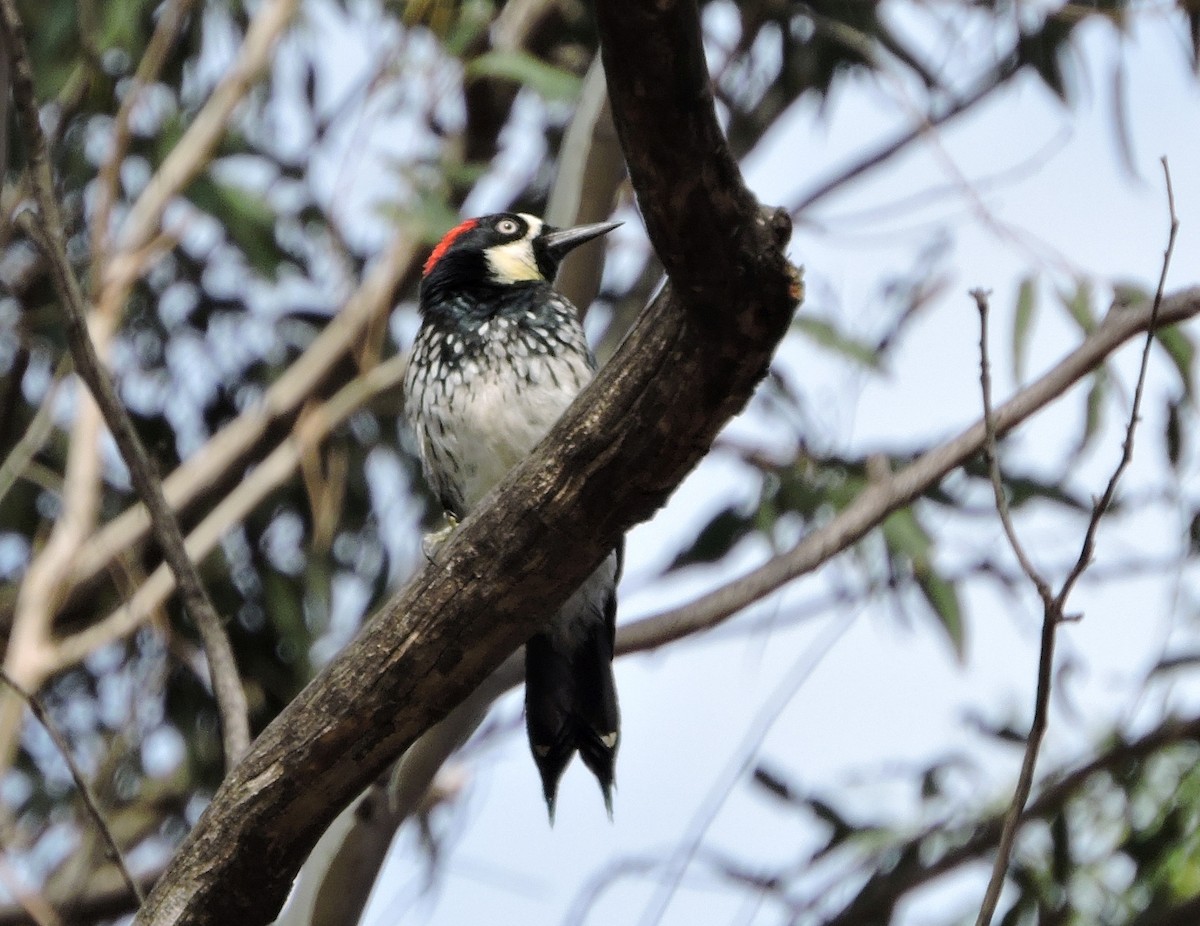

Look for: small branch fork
[0,671,144,906]
[0,0,251,766]
[971,157,1180,926]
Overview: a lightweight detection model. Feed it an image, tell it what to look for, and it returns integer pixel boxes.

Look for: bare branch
[974,159,1181,926]
[1055,158,1179,611]
[611,286,1200,656]
[790,60,1016,217]
[112,0,297,260]
[66,234,420,607]
[972,288,1053,602]
[0,27,8,192]
[0,671,143,905]
[970,286,1069,926]
[52,355,409,668]
[89,0,200,280]
[973,600,1059,926]
[0,5,250,766]
[0,360,67,509]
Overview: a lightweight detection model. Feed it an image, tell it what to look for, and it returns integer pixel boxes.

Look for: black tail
[524,556,620,821]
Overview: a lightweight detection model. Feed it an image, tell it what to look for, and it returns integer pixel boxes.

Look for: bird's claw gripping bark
[422,513,460,564]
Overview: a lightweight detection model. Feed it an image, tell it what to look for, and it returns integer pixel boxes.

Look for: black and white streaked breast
[404,288,596,518]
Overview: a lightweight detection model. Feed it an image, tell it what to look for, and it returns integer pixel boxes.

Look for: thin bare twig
[638,616,852,926]
[972,586,1060,926]
[973,159,1180,926]
[0,4,250,766]
[972,288,1053,603]
[608,286,1200,659]
[970,286,1061,926]
[790,61,1015,217]
[113,0,298,259]
[0,360,68,508]
[0,670,144,905]
[53,354,409,668]
[68,234,419,603]
[89,0,200,280]
[1055,159,1178,611]
[0,27,9,187]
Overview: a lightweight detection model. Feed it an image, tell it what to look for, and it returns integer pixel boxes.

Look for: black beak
[539,221,622,261]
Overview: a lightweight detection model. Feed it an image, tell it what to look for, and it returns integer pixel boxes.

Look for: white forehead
[516,214,543,238]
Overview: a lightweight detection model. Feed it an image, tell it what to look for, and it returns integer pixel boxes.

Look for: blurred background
[2,0,1200,923]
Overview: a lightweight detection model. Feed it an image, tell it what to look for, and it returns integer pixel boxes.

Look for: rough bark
[132,0,799,921]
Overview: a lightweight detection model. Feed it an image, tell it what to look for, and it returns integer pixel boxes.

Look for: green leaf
[915,570,964,658]
[666,506,756,572]
[1073,368,1107,459]
[1011,276,1037,383]
[1166,398,1183,468]
[1155,325,1195,400]
[881,507,931,563]
[444,0,494,55]
[1002,473,1089,511]
[466,50,582,102]
[1058,281,1096,334]
[882,508,964,658]
[1051,797,1072,882]
[794,316,883,370]
[1017,17,1076,101]
[185,174,284,279]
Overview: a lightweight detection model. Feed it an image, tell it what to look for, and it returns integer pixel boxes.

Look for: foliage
[1,0,1199,923]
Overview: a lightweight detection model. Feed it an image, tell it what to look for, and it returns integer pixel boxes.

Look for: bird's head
[419,213,619,307]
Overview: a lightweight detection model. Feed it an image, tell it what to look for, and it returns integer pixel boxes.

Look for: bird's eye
[495,218,520,236]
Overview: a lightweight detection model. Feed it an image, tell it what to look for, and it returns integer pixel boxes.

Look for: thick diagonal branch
[0,0,250,765]
[131,0,799,922]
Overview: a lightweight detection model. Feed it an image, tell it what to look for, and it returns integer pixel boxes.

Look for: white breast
[451,353,589,510]
[407,328,594,515]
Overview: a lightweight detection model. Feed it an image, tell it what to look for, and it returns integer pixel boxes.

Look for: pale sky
[276,2,1200,923]
[350,8,1200,926]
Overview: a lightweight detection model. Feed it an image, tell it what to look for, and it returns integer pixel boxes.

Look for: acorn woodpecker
[404,212,622,819]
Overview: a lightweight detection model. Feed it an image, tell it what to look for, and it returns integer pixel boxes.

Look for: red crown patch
[423,218,479,276]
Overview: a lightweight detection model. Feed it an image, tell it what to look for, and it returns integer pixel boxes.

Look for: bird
[404,211,622,820]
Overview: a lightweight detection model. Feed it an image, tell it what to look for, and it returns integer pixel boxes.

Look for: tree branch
[0,671,143,906]
[131,0,799,921]
[51,355,409,670]
[112,0,297,260]
[823,713,1200,926]
[790,61,1015,217]
[61,235,420,616]
[281,280,1200,921]
[88,0,200,280]
[609,285,1200,654]
[0,4,250,765]
[973,158,1180,926]
[973,288,1054,602]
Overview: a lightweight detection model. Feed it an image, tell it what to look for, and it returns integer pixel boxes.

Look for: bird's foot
[422,513,460,564]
